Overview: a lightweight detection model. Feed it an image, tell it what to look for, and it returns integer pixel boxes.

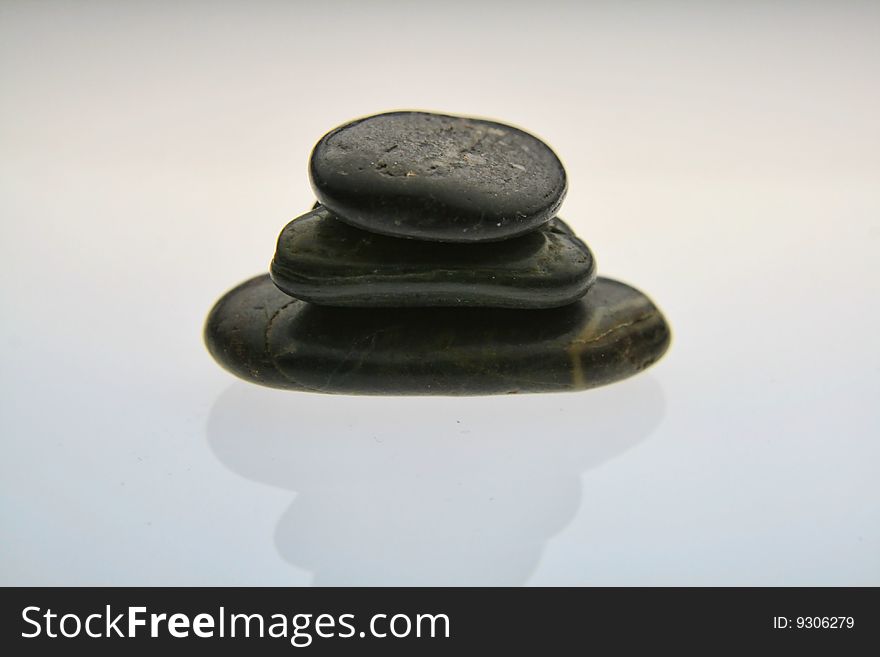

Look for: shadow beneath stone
[206,376,666,585]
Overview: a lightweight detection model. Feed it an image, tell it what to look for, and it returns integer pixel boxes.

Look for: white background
[2,1,878,585]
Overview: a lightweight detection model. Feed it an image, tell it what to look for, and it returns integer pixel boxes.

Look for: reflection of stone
[206,377,665,585]
[204,274,670,395]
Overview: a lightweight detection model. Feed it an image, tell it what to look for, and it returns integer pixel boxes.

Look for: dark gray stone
[270,206,595,309]
[204,274,670,395]
[309,111,567,242]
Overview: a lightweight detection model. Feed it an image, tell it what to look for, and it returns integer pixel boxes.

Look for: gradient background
[2,0,878,585]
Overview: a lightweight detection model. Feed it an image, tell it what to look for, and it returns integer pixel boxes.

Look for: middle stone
[270,206,596,309]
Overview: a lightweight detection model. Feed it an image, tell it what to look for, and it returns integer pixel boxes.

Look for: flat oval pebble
[309,111,567,242]
[270,206,595,309]
[204,274,670,395]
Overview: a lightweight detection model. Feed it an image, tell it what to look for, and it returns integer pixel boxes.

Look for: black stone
[204,274,670,395]
[270,206,596,309]
[309,111,567,243]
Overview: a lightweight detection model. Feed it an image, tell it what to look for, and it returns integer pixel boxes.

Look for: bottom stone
[204,274,670,395]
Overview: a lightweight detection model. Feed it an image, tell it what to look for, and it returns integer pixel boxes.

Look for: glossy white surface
[2,1,878,585]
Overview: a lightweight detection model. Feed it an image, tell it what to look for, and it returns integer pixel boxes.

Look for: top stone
[309,111,567,243]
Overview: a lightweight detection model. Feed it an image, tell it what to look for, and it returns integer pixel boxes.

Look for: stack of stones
[205,111,670,394]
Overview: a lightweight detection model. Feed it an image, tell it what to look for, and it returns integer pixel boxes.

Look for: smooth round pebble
[204,273,670,395]
[309,111,567,243]
[270,206,595,309]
